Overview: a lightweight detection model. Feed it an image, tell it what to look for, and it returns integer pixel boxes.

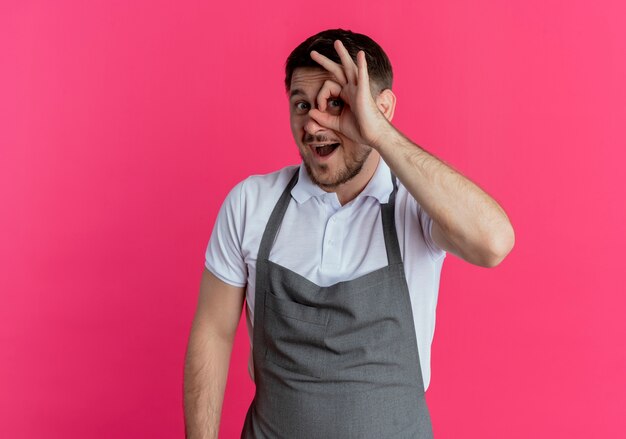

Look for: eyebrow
[289,88,306,100]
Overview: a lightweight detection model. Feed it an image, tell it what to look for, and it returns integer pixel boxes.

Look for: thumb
[309,109,340,132]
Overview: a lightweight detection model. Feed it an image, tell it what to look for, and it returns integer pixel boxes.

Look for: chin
[310,164,363,189]
[300,146,370,189]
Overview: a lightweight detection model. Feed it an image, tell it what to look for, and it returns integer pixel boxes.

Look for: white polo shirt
[205,157,446,391]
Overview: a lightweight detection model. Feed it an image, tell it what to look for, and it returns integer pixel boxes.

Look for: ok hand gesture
[308,40,393,149]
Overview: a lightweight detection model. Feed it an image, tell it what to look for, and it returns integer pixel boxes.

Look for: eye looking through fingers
[326,98,344,115]
[316,79,343,112]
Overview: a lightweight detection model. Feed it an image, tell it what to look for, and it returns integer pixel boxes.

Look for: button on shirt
[205,158,446,391]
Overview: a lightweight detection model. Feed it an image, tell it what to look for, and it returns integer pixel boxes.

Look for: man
[184,29,514,438]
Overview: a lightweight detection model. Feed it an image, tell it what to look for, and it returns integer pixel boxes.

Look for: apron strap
[257,166,300,263]
[257,165,403,267]
[380,171,403,266]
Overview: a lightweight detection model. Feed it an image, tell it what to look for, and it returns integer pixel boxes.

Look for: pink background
[1,0,625,437]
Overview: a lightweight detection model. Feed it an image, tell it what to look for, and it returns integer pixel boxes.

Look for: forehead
[289,67,336,98]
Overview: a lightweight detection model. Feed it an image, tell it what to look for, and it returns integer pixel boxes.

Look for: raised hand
[308,40,391,149]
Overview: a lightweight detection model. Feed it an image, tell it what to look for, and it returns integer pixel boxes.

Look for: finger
[316,79,343,112]
[357,50,370,94]
[335,40,358,84]
[310,50,347,85]
[309,108,341,132]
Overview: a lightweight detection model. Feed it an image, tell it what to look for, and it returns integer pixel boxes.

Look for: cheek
[289,120,297,134]
[289,120,306,147]
[289,116,299,129]
[339,140,365,158]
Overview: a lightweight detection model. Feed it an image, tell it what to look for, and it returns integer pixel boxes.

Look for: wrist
[368,117,398,151]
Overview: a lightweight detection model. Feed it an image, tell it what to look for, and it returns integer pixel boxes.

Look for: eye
[327,98,344,114]
[294,101,310,114]
[328,98,343,108]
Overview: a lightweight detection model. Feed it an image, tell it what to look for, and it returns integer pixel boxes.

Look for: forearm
[374,124,514,260]
[184,326,234,439]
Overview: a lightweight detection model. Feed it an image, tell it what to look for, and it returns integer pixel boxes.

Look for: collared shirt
[205,157,446,391]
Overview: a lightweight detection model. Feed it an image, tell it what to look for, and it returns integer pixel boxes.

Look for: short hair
[284,28,393,95]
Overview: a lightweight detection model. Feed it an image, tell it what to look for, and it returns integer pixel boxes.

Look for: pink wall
[1,0,625,437]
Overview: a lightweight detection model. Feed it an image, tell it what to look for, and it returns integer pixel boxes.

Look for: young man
[184,28,514,439]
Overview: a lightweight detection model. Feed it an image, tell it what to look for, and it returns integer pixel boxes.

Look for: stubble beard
[300,145,373,190]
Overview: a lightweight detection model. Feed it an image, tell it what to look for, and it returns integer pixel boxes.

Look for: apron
[241,166,433,438]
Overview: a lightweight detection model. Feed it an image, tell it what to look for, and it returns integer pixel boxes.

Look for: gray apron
[241,167,433,438]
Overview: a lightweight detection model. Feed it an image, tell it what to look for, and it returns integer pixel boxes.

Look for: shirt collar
[291,157,394,204]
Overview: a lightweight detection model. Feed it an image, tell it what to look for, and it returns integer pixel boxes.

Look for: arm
[375,127,515,268]
[184,267,246,439]
[308,40,515,267]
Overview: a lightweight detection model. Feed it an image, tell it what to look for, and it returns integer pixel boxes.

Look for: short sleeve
[204,181,247,287]
[418,205,446,261]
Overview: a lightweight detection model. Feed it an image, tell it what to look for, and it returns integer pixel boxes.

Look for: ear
[375,88,396,122]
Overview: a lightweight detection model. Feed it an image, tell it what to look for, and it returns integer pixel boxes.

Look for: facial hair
[300,143,373,190]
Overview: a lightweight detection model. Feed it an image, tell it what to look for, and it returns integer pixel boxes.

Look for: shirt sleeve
[418,205,447,261]
[204,180,248,287]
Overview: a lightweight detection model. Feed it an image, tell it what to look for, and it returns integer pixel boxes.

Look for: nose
[303,111,326,136]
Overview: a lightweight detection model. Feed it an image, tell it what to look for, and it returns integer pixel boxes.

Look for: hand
[309,40,391,149]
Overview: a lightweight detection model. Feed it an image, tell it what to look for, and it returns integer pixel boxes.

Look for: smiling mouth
[310,143,340,157]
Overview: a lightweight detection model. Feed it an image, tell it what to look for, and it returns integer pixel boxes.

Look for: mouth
[309,143,340,159]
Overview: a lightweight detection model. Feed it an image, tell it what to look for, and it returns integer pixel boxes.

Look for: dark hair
[284,28,393,95]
